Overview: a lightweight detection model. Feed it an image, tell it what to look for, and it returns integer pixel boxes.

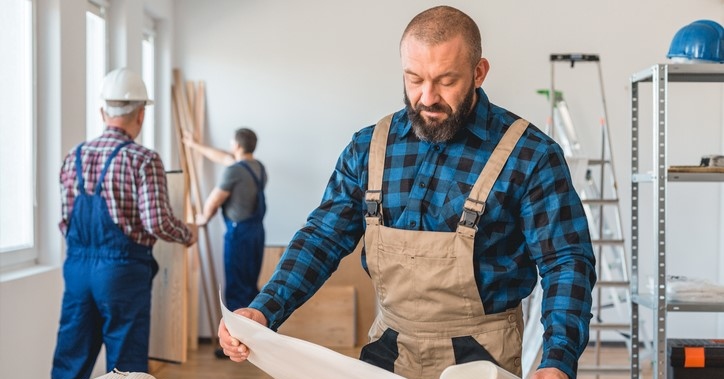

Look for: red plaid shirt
[59,127,192,246]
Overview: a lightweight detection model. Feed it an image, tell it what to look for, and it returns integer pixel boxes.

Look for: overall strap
[459,119,530,232]
[260,165,266,189]
[95,141,132,195]
[236,160,264,191]
[365,114,393,221]
[258,164,266,189]
[75,143,86,194]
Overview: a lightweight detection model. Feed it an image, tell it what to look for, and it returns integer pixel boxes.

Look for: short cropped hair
[401,6,482,68]
[235,128,257,153]
[103,100,144,118]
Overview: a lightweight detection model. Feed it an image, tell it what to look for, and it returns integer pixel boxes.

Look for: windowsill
[0,264,59,284]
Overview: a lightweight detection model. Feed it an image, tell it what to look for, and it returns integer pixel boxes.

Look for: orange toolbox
[668,339,724,379]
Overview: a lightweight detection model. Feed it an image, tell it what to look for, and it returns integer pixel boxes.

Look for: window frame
[85,1,108,141]
[140,14,157,149]
[0,0,37,271]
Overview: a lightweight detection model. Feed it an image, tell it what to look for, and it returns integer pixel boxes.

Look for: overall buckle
[459,199,486,229]
[365,190,382,217]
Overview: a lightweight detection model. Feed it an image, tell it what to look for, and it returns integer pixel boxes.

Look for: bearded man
[217,6,596,379]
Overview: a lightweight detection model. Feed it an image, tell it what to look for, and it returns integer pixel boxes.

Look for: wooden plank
[278,286,356,348]
[184,80,204,181]
[175,74,221,301]
[173,69,222,344]
[149,171,188,363]
[195,82,206,145]
[669,166,724,173]
[185,81,196,116]
[183,79,205,351]
[193,82,206,180]
[176,97,200,350]
[186,232,200,350]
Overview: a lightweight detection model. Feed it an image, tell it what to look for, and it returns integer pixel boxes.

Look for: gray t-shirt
[217,159,266,223]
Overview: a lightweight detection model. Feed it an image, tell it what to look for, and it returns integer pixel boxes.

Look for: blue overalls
[52,141,159,379]
[223,161,266,311]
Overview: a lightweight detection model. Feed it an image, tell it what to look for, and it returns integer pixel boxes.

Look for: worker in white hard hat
[52,67,197,379]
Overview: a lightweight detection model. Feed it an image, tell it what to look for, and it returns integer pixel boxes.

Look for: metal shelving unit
[630,63,724,379]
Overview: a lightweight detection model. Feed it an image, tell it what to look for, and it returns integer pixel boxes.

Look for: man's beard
[404,83,476,143]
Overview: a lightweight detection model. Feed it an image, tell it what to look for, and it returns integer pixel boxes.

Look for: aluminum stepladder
[521,54,641,378]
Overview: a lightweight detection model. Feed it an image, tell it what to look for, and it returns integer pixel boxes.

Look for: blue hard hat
[666,20,724,63]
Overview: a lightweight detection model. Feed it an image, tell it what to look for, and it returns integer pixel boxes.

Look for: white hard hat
[100,67,154,105]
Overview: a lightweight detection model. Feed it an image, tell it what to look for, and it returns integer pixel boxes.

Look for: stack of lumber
[171,69,220,349]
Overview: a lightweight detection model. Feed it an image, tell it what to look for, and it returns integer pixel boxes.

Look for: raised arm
[183,131,235,166]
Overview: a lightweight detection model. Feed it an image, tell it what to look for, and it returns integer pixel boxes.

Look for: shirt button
[410,221,417,227]
[419,182,426,188]
[434,145,440,151]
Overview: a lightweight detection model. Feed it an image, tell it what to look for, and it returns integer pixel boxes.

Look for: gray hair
[104,100,144,117]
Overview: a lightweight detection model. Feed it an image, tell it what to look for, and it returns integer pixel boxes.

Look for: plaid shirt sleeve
[136,152,192,245]
[521,145,596,378]
[58,153,74,235]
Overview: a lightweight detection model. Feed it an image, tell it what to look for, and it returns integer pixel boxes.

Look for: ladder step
[587,159,611,166]
[578,365,630,374]
[582,198,619,205]
[589,322,630,330]
[550,53,600,62]
[596,280,630,288]
[591,239,625,246]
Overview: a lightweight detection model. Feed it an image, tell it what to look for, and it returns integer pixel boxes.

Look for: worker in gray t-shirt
[184,128,267,314]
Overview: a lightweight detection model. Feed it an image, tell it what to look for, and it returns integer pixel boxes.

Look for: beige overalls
[360,115,530,379]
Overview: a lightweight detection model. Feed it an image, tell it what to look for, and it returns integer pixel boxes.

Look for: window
[141,17,156,149]
[86,3,107,140]
[0,0,35,265]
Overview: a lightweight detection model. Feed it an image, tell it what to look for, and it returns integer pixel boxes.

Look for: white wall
[174,0,724,340]
[0,268,63,378]
[0,0,176,378]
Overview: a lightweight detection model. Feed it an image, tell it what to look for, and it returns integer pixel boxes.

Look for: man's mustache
[415,103,451,114]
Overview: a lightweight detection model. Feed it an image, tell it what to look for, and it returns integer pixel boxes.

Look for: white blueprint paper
[440,361,519,379]
[220,295,405,379]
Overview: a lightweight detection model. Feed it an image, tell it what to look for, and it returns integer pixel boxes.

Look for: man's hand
[185,223,198,247]
[195,213,209,226]
[531,367,569,379]
[181,130,198,148]
[218,308,268,362]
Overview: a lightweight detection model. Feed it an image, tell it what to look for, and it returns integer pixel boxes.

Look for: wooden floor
[150,343,361,379]
[150,342,652,379]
